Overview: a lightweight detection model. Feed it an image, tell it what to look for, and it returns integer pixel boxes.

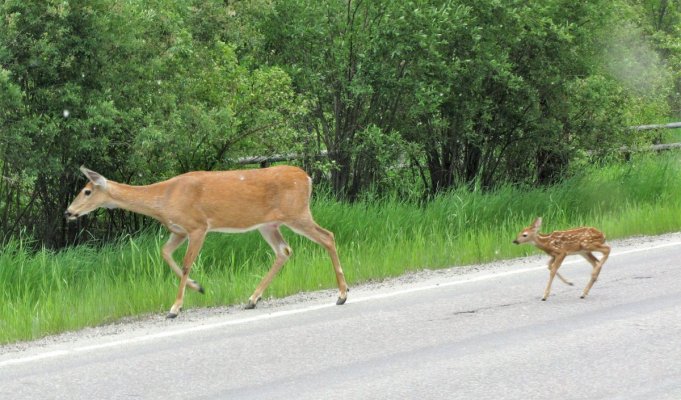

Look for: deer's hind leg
[581,245,610,299]
[287,217,348,305]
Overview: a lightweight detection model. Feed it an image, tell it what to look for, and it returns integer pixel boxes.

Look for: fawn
[513,217,611,301]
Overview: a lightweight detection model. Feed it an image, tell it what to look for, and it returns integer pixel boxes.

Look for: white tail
[513,217,610,301]
[66,165,348,318]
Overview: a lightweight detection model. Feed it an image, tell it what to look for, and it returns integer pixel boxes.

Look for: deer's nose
[512,240,519,245]
[64,210,78,218]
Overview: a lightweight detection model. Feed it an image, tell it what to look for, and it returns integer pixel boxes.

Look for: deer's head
[513,217,542,245]
[64,166,111,220]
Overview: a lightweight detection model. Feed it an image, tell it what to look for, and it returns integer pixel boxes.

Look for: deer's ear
[80,166,107,188]
[532,217,543,229]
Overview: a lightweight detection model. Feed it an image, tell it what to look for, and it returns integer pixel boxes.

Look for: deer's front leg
[547,256,573,286]
[168,230,207,319]
[162,232,205,294]
[543,254,566,301]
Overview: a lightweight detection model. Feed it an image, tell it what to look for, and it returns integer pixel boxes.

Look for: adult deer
[65,166,348,318]
[513,217,610,301]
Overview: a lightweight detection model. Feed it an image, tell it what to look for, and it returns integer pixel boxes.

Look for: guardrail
[630,122,681,131]
[235,150,330,167]
[625,122,681,155]
[236,123,681,166]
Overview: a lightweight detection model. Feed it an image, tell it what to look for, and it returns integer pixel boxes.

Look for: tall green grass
[1,154,681,344]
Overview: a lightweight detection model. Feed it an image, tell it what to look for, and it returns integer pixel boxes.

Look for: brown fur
[66,165,348,318]
[513,217,610,300]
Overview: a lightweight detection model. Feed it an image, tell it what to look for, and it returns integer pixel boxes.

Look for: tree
[0,0,303,247]
[628,0,681,117]
[257,0,643,196]
[257,0,426,200]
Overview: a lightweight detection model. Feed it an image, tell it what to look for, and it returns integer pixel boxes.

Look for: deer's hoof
[166,312,178,319]
[190,280,205,294]
[567,282,574,286]
[541,298,547,301]
[336,296,347,305]
[245,300,257,310]
[580,295,586,299]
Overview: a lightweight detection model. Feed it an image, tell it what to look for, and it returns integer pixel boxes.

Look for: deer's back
[159,166,313,230]
[545,227,606,253]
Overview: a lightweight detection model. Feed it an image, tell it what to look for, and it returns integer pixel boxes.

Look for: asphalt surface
[1,234,680,399]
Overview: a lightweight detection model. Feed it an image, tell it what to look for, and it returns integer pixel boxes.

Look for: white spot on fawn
[240,175,245,181]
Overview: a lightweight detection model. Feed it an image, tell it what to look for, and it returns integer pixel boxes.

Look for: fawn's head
[513,217,542,245]
[64,166,111,220]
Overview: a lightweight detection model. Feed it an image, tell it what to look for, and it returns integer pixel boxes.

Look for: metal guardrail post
[630,122,681,131]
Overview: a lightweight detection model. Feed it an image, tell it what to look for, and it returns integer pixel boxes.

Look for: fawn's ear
[532,217,543,230]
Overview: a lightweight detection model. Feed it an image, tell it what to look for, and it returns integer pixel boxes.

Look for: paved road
[1,234,680,399]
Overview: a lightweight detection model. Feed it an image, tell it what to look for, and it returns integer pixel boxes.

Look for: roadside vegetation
[2,0,681,248]
[2,0,681,344]
[1,153,680,344]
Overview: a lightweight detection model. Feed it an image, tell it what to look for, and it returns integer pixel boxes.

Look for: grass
[1,153,681,344]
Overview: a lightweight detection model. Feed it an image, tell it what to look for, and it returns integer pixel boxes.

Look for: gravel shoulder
[2,231,680,356]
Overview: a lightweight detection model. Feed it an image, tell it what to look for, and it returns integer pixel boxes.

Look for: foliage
[0,0,302,247]
[255,0,674,198]
[628,0,681,115]
[0,0,679,246]
[1,154,681,344]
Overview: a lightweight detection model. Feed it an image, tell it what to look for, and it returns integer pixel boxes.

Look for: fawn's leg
[547,256,573,286]
[543,254,566,301]
[581,245,610,298]
[580,252,599,298]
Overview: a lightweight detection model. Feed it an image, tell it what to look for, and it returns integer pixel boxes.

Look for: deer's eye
[84,189,92,196]
[522,233,528,237]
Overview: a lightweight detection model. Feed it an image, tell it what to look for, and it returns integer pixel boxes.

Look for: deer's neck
[533,233,555,253]
[107,181,166,221]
